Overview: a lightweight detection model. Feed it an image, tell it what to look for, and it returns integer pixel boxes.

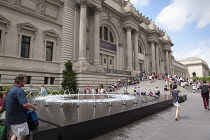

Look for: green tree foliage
[61,61,77,91]
[193,76,210,82]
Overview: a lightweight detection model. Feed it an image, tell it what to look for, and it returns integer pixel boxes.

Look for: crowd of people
[0,72,209,139]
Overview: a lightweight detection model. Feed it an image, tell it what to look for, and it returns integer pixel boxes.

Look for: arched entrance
[192,72,196,77]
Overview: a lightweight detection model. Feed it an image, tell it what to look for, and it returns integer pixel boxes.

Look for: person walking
[199,81,210,110]
[6,74,37,140]
[171,84,181,121]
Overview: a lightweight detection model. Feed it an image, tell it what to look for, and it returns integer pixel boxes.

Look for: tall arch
[100,18,123,70]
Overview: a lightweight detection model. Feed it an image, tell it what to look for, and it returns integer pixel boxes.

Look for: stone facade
[0,0,200,88]
[176,57,209,78]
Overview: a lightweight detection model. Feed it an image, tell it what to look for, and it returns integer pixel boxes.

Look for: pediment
[43,30,59,38]
[17,22,38,32]
[0,14,11,26]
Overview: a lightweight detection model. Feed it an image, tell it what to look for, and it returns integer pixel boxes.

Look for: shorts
[173,101,180,107]
[10,122,29,138]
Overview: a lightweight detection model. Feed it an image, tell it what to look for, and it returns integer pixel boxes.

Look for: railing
[104,68,131,75]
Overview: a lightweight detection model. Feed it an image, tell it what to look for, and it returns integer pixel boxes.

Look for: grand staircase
[118,79,193,94]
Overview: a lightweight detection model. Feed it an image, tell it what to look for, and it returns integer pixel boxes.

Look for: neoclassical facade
[0,0,192,87]
[176,57,209,78]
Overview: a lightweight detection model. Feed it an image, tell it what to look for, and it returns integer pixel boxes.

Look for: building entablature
[162,46,172,51]
[102,2,124,20]
[173,60,188,69]
[124,12,143,24]
[123,23,138,32]
[0,0,62,26]
[147,36,159,44]
[185,63,209,70]
[0,14,11,27]
[77,0,103,9]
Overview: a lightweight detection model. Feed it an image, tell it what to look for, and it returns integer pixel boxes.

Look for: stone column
[117,43,122,70]
[134,30,139,71]
[126,27,133,71]
[144,53,148,73]
[78,3,87,60]
[114,56,117,70]
[151,41,156,73]
[166,50,170,73]
[156,45,160,74]
[93,7,101,64]
[169,51,171,74]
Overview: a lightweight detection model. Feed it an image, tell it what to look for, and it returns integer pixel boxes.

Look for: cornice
[139,25,149,34]
[102,2,124,20]
[0,1,62,27]
[17,22,38,34]
[0,14,11,26]
[43,29,59,38]
[124,11,143,24]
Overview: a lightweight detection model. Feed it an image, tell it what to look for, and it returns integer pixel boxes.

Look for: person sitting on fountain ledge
[86,85,90,94]
[154,87,160,96]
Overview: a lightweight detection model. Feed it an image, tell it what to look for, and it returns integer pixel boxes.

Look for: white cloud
[155,0,210,31]
[173,39,210,67]
[130,0,150,7]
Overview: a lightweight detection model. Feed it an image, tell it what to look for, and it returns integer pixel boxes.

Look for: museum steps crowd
[83,72,210,95]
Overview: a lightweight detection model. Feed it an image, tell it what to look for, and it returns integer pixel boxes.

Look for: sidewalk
[92,93,210,140]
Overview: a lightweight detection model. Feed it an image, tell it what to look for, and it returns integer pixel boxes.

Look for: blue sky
[130,0,210,67]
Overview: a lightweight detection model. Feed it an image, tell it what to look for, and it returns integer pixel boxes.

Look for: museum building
[0,0,205,87]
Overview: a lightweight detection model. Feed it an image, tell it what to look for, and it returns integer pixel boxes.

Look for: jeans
[202,94,209,109]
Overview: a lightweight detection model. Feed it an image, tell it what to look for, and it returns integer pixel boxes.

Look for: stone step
[118,80,194,94]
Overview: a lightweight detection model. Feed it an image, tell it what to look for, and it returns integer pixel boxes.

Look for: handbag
[178,96,184,103]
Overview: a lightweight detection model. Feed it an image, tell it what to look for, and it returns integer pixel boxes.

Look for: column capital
[77,0,88,6]
[124,25,132,31]
[135,30,139,36]
[94,6,102,13]
[150,41,155,45]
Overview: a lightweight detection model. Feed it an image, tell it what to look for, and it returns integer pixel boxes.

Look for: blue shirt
[171,89,180,103]
[6,85,28,125]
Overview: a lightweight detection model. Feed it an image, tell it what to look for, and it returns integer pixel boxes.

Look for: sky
[130,0,210,67]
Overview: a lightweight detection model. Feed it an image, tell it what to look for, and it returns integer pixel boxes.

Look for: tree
[61,61,76,91]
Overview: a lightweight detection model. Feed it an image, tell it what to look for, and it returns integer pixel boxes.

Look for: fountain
[26,88,175,140]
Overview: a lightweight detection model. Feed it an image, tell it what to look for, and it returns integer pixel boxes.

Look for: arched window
[138,45,142,54]
[100,26,114,43]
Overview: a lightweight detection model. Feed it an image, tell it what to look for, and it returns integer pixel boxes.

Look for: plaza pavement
[92,81,210,140]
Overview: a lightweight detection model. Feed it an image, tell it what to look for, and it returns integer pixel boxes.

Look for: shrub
[61,61,77,92]
[2,86,11,91]
[193,76,210,82]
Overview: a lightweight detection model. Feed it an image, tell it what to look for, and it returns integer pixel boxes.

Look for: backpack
[201,85,209,95]
[27,110,39,130]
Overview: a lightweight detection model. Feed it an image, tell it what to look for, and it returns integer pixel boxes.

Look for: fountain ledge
[28,95,187,140]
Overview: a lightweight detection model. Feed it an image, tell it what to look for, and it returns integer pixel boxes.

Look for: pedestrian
[198,81,210,110]
[6,74,37,140]
[171,84,181,121]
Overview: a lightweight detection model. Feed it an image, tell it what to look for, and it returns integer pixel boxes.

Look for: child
[154,87,160,96]
[164,85,168,92]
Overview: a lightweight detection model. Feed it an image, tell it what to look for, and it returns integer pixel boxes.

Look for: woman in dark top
[171,84,181,121]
